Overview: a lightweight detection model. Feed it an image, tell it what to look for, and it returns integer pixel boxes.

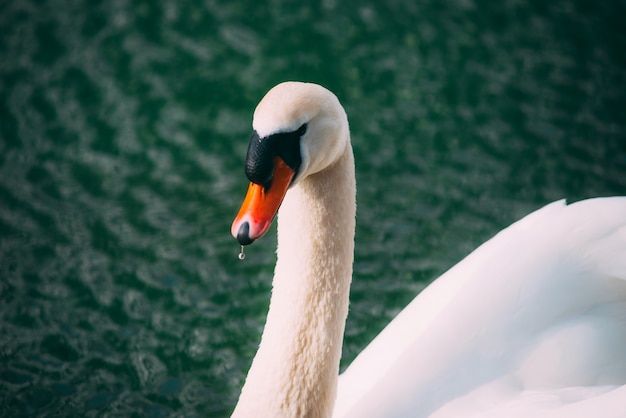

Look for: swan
[229,81,626,418]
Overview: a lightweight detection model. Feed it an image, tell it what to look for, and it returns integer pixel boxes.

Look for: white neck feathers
[232,143,356,418]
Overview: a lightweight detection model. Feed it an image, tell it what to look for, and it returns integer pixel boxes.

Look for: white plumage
[335,198,626,417]
[230,82,626,418]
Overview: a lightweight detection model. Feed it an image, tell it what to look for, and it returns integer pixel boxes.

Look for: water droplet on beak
[238,246,246,260]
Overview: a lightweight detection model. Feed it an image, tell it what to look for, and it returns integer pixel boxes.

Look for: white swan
[230,81,626,418]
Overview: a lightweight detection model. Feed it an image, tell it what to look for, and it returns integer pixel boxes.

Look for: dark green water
[1,0,625,416]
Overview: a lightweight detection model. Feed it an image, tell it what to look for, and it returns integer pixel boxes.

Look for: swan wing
[335,197,626,417]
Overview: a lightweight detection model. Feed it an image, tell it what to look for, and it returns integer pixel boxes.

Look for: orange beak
[231,157,295,245]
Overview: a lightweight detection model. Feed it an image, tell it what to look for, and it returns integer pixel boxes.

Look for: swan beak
[231,157,295,245]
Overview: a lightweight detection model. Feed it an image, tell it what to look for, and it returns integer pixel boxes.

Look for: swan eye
[276,123,306,172]
[244,124,306,188]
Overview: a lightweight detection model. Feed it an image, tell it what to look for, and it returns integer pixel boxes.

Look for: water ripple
[1,0,625,416]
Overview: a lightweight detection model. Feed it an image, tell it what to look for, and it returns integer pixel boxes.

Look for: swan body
[230,81,626,417]
[335,198,626,418]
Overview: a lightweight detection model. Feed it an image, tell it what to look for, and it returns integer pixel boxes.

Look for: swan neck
[233,144,356,418]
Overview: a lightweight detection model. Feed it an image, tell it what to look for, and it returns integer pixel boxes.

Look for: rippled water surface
[1,0,625,416]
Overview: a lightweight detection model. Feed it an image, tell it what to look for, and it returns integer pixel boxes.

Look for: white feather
[231,82,626,418]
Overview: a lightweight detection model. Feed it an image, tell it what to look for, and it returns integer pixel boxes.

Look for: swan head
[231,81,349,245]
